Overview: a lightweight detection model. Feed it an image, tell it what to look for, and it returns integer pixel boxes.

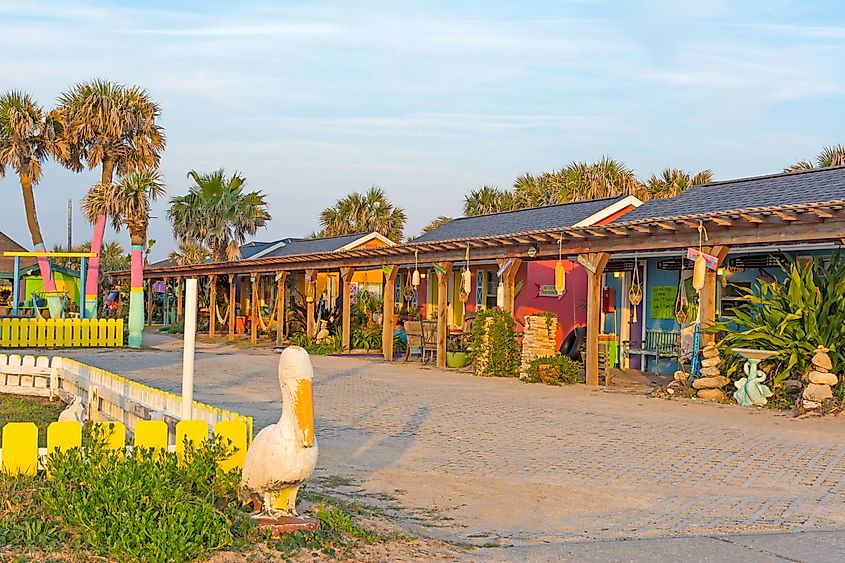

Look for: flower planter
[446,351,468,368]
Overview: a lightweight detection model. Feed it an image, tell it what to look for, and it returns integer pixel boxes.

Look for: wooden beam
[739,212,764,224]
[773,210,798,222]
[276,272,287,345]
[228,274,236,340]
[250,273,260,344]
[655,222,677,231]
[496,258,522,314]
[340,267,354,351]
[209,274,217,337]
[435,262,452,369]
[605,227,628,236]
[810,207,833,219]
[582,252,609,386]
[630,225,652,234]
[563,230,585,238]
[710,217,732,227]
[381,265,399,361]
[306,269,317,342]
[176,277,184,322]
[585,229,607,237]
[699,246,730,345]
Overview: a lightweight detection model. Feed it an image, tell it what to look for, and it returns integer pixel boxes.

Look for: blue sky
[1,0,843,259]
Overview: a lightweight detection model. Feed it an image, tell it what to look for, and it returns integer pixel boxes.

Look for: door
[624,266,645,370]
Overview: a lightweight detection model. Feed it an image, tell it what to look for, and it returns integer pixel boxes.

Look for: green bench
[623,329,681,373]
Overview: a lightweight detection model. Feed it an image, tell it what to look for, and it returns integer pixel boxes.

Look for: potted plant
[446,334,469,368]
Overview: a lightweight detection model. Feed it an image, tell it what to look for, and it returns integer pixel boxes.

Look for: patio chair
[404,321,423,362]
[420,320,438,364]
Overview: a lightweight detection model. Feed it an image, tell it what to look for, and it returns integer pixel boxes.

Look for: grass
[0,394,65,447]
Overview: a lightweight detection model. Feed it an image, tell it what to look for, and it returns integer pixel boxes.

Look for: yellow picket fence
[0,419,248,475]
[0,318,123,348]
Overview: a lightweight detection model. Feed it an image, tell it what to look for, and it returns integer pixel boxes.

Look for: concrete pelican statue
[238,346,318,516]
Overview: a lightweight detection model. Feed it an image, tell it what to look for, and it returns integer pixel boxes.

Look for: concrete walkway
[55,331,845,561]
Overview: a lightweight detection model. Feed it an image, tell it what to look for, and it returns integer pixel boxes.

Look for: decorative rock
[520,314,559,376]
[808,371,838,386]
[697,388,725,401]
[701,345,719,358]
[802,383,833,403]
[699,366,721,377]
[802,400,821,410]
[782,380,803,395]
[58,397,86,423]
[700,356,721,368]
[673,370,688,382]
[693,376,729,390]
[811,347,832,371]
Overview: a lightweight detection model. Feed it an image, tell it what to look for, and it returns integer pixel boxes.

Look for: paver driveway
[58,334,845,559]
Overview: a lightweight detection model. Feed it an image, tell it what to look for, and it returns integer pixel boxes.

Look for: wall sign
[650,285,678,320]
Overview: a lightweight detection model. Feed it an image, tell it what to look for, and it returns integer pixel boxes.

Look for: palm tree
[561,157,645,202]
[319,186,406,241]
[785,144,845,172]
[168,242,210,266]
[644,168,713,199]
[59,80,165,318]
[168,169,271,262]
[116,169,165,347]
[420,215,453,236]
[100,241,130,272]
[463,185,514,216]
[0,91,71,318]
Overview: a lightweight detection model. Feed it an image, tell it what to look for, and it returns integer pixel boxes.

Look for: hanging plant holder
[629,254,642,323]
[674,262,689,325]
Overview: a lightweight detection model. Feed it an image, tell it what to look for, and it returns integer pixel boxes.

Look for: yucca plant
[715,255,845,396]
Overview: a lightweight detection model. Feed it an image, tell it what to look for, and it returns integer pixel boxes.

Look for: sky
[1,0,843,261]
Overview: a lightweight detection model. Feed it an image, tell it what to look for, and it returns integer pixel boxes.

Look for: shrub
[715,255,845,398]
[523,355,582,385]
[470,308,520,378]
[351,328,381,351]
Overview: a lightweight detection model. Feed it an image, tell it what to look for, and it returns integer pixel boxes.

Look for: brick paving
[61,339,845,549]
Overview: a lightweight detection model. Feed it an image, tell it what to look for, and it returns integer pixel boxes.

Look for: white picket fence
[0,354,253,440]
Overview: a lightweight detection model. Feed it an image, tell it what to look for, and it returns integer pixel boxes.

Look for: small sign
[305,273,313,281]
[537,284,563,297]
[381,265,392,276]
[686,248,718,270]
[432,263,447,275]
[650,285,678,320]
[496,258,514,278]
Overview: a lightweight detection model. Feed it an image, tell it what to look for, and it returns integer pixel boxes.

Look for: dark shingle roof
[239,241,280,259]
[414,195,628,242]
[621,166,845,222]
[263,233,369,257]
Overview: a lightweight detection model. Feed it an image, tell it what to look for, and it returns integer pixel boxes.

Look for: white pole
[181,278,198,420]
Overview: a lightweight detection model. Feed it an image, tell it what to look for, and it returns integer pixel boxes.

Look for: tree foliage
[168,241,211,266]
[318,186,406,242]
[168,169,271,262]
[785,144,845,172]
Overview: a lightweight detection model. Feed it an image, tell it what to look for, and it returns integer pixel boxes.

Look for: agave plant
[715,256,845,392]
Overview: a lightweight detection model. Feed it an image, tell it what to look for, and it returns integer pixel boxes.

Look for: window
[484,271,498,310]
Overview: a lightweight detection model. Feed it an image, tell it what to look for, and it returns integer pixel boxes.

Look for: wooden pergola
[136,199,845,384]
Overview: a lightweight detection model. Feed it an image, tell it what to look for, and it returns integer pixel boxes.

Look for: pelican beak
[294,379,315,447]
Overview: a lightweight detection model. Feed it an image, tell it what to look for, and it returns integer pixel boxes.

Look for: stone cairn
[520,314,558,377]
[802,345,837,409]
[691,342,729,401]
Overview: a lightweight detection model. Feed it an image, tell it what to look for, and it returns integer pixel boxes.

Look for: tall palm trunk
[128,226,145,348]
[85,159,115,318]
[20,172,61,318]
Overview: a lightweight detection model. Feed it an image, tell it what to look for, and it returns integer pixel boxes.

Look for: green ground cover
[0,394,65,447]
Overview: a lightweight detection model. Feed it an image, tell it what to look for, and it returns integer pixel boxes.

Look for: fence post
[181,279,198,420]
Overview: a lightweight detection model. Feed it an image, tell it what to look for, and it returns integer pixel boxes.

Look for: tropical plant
[0,90,72,318]
[715,256,845,398]
[168,169,271,262]
[59,80,165,318]
[644,168,713,199]
[523,355,582,385]
[420,215,453,236]
[463,185,514,216]
[100,241,130,272]
[168,241,211,266]
[318,186,406,242]
[785,144,845,172]
[469,308,520,378]
[50,242,92,270]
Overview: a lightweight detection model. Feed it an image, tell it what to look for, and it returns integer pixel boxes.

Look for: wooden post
[176,277,184,323]
[305,269,317,342]
[276,272,287,345]
[228,274,236,340]
[163,276,170,325]
[700,245,730,345]
[496,258,523,314]
[208,275,217,337]
[435,262,452,368]
[146,279,154,326]
[382,265,399,361]
[340,267,355,351]
[581,252,610,386]
[250,273,260,344]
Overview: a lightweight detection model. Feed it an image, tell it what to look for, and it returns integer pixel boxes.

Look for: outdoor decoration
[239,347,319,529]
[628,253,642,322]
[520,313,558,377]
[496,279,505,308]
[461,245,472,302]
[314,320,330,344]
[554,238,566,295]
[674,267,688,324]
[58,397,86,423]
[692,254,706,291]
[732,348,776,406]
[802,345,837,408]
[412,250,420,288]
[691,343,728,400]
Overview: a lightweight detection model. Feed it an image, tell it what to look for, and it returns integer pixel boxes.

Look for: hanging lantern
[496,280,505,308]
[554,239,566,295]
[692,255,706,291]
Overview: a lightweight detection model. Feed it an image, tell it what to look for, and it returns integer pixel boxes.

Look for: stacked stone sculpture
[802,345,837,409]
[692,343,729,400]
[520,314,558,377]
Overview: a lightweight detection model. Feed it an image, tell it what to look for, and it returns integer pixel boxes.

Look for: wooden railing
[0,419,247,475]
[0,318,124,348]
[0,354,254,444]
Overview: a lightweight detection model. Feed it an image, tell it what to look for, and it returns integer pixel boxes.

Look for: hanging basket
[628,283,643,307]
